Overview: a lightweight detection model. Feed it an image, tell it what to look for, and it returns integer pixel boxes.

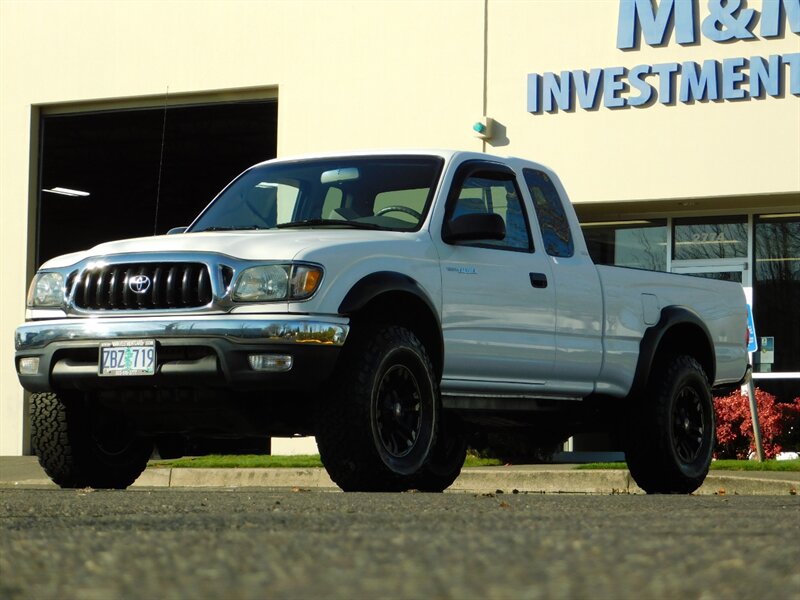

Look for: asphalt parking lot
[2,488,799,600]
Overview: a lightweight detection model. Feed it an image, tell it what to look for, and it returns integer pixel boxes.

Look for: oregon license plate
[99,340,156,376]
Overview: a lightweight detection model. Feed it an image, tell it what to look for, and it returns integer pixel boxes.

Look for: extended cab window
[445,165,533,252]
[524,169,574,258]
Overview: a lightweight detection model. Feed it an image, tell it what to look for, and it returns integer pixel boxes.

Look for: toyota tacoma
[15,150,749,493]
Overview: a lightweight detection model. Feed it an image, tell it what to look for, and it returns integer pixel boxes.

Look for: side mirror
[167,227,188,235]
[443,213,506,243]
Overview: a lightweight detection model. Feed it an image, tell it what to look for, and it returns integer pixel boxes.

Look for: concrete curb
[132,467,336,489]
[3,457,797,495]
[697,474,798,496]
[127,467,798,495]
[450,468,637,494]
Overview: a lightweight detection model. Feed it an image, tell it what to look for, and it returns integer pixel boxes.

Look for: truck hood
[40,229,421,268]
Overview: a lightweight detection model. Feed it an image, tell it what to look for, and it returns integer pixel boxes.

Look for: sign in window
[673,216,747,260]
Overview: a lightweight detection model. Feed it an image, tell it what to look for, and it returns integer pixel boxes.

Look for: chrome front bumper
[15,315,350,351]
[14,315,350,393]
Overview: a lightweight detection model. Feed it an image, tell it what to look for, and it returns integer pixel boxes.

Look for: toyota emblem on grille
[128,275,151,294]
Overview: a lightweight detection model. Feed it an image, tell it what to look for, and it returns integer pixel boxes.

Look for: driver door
[435,161,556,396]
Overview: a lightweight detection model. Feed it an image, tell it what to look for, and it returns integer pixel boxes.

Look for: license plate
[99,340,156,376]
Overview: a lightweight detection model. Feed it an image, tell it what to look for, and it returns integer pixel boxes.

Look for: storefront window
[673,216,747,260]
[582,220,667,271]
[681,270,743,283]
[753,214,800,377]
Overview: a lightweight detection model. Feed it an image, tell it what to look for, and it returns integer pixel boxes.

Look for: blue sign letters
[528,0,800,115]
[618,0,799,48]
[701,0,757,42]
[617,0,696,49]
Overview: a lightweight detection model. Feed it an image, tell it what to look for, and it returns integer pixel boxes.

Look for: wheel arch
[338,271,443,378]
[630,306,716,398]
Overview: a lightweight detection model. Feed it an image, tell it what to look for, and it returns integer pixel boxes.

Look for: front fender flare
[337,271,443,376]
[338,271,439,319]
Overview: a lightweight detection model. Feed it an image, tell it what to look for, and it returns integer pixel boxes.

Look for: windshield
[189,155,445,233]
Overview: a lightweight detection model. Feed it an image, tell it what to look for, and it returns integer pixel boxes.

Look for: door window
[445,165,532,252]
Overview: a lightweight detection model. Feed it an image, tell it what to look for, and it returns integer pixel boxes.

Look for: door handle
[529,272,548,289]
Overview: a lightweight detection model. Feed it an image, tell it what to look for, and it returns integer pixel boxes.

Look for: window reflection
[754,214,800,376]
[524,169,574,258]
[673,216,747,260]
[683,271,743,283]
[582,220,667,271]
[451,174,532,252]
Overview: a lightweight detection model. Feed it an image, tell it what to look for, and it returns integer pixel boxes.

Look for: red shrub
[713,389,800,459]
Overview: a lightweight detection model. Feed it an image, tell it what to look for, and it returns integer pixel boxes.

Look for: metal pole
[744,368,765,462]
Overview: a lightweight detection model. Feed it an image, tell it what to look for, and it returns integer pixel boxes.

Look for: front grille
[70,263,212,310]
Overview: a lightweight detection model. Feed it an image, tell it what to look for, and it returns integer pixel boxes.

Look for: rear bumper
[14,315,349,393]
[712,364,751,395]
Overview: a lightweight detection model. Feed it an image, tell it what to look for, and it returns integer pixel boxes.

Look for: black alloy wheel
[315,324,439,492]
[625,354,715,494]
[672,384,706,464]
[374,364,424,460]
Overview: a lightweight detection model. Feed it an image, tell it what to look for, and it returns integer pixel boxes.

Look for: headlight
[233,264,323,302]
[234,265,289,301]
[26,272,65,308]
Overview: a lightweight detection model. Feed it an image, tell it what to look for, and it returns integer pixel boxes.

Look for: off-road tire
[316,325,439,492]
[411,412,467,492]
[31,392,153,489]
[625,355,715,494]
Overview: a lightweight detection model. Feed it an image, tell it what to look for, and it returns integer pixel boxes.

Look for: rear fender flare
[630,306,715,398]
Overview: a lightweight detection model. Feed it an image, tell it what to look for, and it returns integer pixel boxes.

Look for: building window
[753,214,800,376]
[673,216,747,261]
[582,219,667,271]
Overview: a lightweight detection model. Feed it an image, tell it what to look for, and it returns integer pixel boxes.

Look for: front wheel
[625,355,715,494]
[411,413,467,492]
[316,325,439,492]
[31,392,153,489]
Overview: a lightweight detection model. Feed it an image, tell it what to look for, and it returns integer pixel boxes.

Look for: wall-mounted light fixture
[472,116,494,140]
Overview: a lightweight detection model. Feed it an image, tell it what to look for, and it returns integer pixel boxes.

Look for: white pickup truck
[16,150,748,493]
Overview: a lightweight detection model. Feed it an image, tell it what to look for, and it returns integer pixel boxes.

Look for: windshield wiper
[193,225,273,232]
[276,219,381,230]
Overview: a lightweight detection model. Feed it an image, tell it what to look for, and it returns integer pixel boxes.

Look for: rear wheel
[625,355,714,494]
[316,325,438,492]
[31,392,153,489]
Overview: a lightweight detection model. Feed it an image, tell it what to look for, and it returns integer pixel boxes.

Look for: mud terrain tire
[625,355,715,494]
[316,325,438,492]
[31,392,153,489]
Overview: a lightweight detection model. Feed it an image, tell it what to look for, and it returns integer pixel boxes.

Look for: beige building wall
[2,0,798,454]
[488,1,800,205]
